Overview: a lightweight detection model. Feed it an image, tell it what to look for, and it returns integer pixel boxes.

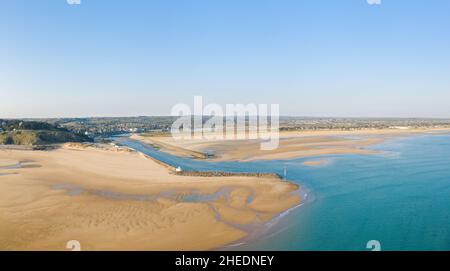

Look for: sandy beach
[0,143,299,251]
[1,128,448,251]
[132,128,450,162]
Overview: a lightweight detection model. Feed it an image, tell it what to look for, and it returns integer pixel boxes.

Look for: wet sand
[133,128,450,162]
[0,144,299,251]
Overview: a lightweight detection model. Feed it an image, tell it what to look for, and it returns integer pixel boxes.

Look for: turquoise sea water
[118,133,450,251]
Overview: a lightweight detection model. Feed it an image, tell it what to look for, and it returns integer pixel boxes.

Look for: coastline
[3,129,449,250]
[0,141,300,251]
[122,128,450,250]
[132,127,450,162]
[221,186,311,251]
[117,137,307,251]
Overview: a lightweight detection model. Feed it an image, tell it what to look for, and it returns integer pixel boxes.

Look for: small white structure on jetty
[175,166,183,173]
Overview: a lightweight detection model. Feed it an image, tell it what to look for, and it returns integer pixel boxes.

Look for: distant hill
[0,120,93,146]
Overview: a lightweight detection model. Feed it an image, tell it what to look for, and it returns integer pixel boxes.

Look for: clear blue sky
[2,0,450,118]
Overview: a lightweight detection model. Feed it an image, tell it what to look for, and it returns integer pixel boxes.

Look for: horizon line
[3,115,450,120]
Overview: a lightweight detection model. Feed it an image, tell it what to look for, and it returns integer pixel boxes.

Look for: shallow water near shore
[117,134,450,251]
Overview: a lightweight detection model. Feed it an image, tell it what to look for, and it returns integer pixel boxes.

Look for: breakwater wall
[173,170,282,179]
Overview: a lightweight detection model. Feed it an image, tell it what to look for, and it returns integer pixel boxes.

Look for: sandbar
[132,128,450,162]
